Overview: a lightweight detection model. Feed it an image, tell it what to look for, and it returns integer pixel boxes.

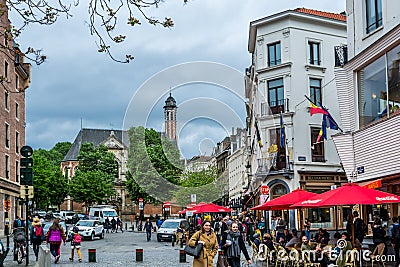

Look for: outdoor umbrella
[250,188,319,211]
[291,182,400,208]
[193,203,231,213]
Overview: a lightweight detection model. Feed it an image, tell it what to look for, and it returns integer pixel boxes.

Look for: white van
[89,205,118,223]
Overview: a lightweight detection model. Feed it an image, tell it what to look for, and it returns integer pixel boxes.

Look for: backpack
[73,234,82,243]
[34,226,42,238]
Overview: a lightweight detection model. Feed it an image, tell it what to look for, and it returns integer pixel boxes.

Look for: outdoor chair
[343,248,358,267]
[371,243,385,267]
[302,252,321,267]
[288,247,304,267]
[250,240,259,263]
[258,244,275,267]
[275,245,290,267]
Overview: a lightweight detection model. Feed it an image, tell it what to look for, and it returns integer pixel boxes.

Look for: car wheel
[100,231,104,239]
[157,236,161,242]
[91,232,95,241]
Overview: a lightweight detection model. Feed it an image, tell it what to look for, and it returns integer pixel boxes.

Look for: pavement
[0,229,399,266]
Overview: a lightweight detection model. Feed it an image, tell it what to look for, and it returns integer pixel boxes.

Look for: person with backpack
[67,226,82,262]
[389,217,400,264]
[45,218,66,264]
[29,217,43,261]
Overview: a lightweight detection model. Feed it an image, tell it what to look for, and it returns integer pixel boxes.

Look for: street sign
[191,194,196,205]
[138,198,144,210]
[20,186,34,198]
[164,201,171,211]
[261,185,270,195]
[260,194,269,204]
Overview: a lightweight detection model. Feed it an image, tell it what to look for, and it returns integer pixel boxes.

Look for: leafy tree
[1,0,188,63]
[126,126,182,204]
[32,142,72,210]
[173,166,227,206]
[69,142,117,210]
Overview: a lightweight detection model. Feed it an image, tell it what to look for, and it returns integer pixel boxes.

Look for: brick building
[0,3,31,235]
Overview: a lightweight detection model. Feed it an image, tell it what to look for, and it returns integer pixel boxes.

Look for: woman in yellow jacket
[188,220,218,267]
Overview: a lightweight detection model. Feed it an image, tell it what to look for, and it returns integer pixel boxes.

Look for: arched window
[271,184,287,200]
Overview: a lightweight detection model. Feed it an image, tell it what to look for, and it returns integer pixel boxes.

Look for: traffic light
[20,145,33,186]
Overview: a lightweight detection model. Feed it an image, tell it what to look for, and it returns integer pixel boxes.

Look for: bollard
[171,235,175,247]
[179,249,186,263]
[125,222,128,230]
[180,238,183,248]
[88,249,96,262]
[136,248,143,262]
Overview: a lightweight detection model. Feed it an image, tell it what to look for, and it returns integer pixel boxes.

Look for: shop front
[299,171,348,230]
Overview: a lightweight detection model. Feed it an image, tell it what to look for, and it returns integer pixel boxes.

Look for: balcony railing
[334,45,348,67]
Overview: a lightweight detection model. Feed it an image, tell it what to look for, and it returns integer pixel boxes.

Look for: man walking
[144,219,153,241]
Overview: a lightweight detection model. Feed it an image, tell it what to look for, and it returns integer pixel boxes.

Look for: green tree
[69,143,117,210]
[32,142,72,210]
[126,126,182,204]
[173,166,227,206]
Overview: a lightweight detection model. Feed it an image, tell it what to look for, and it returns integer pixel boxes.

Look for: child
[68,226,82,262]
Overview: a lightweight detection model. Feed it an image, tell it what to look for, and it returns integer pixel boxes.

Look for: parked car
[157,219,189,242]
[52,212,61,219]
[69,220,104,241]
[43,221,68,237]
[33,211,46,219]
[60,211,76,223]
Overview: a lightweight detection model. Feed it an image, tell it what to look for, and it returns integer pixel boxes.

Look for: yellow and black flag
[255,119,263,148]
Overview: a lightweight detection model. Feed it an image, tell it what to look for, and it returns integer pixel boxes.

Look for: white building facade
[332,0,400,219]
[245,8,348,229]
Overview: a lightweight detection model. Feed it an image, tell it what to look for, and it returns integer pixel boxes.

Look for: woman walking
[46,218,66,263]
[29,217,43,261]
[188,220,218,267]
[221,222,252,267]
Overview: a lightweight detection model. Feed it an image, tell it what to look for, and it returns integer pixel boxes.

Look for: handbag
[217,252,228,267]
[184,232,203,258]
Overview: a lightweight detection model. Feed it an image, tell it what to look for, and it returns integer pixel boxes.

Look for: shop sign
[306,176,334,181]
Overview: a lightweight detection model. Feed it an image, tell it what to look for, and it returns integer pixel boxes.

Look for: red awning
[292,182,400,208]
[250,188,318,211]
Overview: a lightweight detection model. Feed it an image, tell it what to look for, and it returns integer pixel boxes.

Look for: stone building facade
[0,3,31,235]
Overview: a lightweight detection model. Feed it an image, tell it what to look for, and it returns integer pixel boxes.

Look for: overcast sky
[14,0,345,158]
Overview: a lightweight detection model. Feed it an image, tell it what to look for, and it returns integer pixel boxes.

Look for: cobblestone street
[1,230,199,267]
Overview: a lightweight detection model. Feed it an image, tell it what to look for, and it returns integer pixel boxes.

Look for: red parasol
[292,182,400,208]
[193,203,231,213]
[251,188,319,211]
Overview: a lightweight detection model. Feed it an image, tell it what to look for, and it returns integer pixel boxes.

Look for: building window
[15,74,19,90]
[311,127,325,162]
[5,155,10,179]
[271,184,287,200]
[4,61,8,79]
[15,103,19,119]
[269,128,286,170]
[5,123,10,148]
[16,160,19,182]
[357,44,400,128]
[16,131,19,153]
[268,42,281,67]
[366,0,382,33]
[310,78,322,105]
[268,78,284,114]
[308,41,321,65]
[5,91,9,110]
